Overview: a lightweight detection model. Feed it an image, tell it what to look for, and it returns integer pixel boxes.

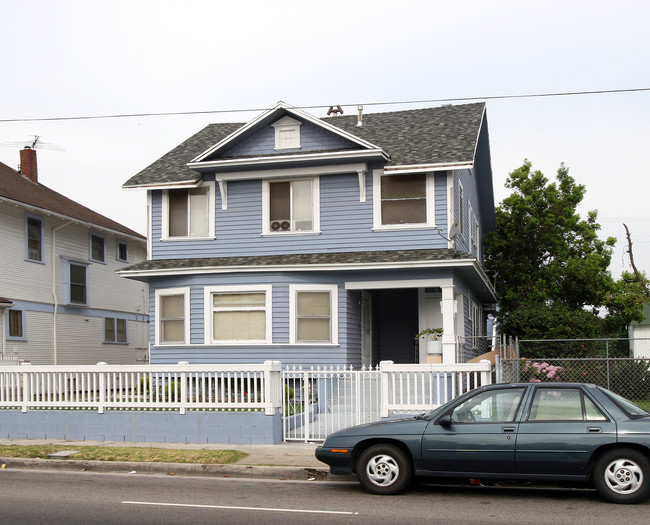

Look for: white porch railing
[0,361,283,415]
[379,360,492,417]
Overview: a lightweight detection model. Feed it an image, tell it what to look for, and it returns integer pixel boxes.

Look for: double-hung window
[164,184,214,239]
[90,233,105,263]
[62,258,89,306]
[373,171,434,228]
[205,285,272,344]
[104,317,127,343]
[25,214,43,262]
[264,178,319,234]
[156,288,190,345]
[290,284,338,344]
[117,240,128,262]
[7,310,25,339]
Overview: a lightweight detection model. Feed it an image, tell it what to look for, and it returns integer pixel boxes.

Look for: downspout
[52,221,73,365]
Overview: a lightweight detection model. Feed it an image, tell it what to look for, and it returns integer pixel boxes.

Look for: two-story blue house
[120,102,496,367]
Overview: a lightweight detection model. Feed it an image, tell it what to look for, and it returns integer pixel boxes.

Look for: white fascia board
[188,149,386,172]
[345,278,454,290]
[0,196,146,243]
[118,258,479,279]
[213,162,368,182]
[384,162,474,174]
[122,180,202,191]
[471,105,487,167]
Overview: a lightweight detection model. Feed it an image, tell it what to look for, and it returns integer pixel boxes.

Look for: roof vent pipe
[357,106,363,127]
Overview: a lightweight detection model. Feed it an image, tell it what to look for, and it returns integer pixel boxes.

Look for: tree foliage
[485,160,644,339]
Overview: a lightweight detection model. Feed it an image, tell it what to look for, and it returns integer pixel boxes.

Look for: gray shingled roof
[120,248,473,274]
[123,103,485,188]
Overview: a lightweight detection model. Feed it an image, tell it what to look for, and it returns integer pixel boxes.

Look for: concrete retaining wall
[0,409,283,445]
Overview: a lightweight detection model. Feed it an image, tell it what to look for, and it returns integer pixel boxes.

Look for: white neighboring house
[0,147,149,364]
[629,303,650,359]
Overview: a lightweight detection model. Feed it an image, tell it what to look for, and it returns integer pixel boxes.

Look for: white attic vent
[272,116,302,150]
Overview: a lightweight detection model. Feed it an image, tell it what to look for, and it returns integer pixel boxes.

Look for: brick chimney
[20,147,38,183]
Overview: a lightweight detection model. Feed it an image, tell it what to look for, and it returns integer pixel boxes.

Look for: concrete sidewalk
[0,439,352,482]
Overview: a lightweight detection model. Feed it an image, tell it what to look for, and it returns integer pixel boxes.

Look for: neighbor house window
[204,285,272,344]
[290,284,338,344]
[62,259,89,305]
[264,178,319,233]
[7,310,24,339]
[26,215,43,262]
[104,318,127,343]
[117,240,128,262]
[155,288,190,345]
[458,182,465,236]
[90,233,105,263]
[373,171,434,228]
[164,184,214,238]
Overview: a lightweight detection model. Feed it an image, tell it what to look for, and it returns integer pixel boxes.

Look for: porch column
[440,285,456,364]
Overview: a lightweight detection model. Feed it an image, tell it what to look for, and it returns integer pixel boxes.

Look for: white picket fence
[0,359,492,442]
[0,361,283,415]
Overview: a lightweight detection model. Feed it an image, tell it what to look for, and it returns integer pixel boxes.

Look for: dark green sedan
[315,383,650,504]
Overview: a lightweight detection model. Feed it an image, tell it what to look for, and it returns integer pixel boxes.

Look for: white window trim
[155,287,191,346]
[289,284,338,345]
[468,203,474,249]
[161,182,216,241]
[61,257,89,306]
[203,284,272,345]
[272,116,302,150]
[372,169,436,230]
[6,309,26,341]
[261,176,320,235]
[458,181,465,238]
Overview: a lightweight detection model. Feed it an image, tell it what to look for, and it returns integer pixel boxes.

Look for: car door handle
[587,427,602,433]
[501,426,516,433]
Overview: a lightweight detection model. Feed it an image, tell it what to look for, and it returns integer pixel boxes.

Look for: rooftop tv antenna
[0,135,65,152]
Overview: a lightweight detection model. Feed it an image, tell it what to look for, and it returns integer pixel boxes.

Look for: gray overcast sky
[1,0,649,278]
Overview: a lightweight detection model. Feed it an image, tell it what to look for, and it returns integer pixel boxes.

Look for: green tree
[485,160,643,340]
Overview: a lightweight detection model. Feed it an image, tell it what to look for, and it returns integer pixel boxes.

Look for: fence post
[96,362,106,414]
[494,354,502,384]
[178,362,188,415]
[480,360,492,386]
[263,361,282,415]
[379,360,394,418]
[20,363,31,413]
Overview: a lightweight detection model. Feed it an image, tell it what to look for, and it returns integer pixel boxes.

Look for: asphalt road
[0,469,648,525]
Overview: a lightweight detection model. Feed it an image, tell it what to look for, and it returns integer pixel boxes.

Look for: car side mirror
[438,414,452,427]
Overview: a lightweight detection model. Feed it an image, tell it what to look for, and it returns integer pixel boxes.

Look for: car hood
[326,416,430,439]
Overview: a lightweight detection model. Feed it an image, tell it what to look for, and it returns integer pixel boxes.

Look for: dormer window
[272,116,301,150]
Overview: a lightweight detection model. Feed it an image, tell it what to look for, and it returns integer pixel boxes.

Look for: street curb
[0,457,356,482]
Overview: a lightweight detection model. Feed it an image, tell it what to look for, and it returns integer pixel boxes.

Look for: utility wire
[1,87,649,123]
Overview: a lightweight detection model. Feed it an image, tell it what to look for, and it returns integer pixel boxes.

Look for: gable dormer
[272,116,301,150]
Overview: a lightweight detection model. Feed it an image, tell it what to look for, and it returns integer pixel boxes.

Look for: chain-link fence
[496,338,650,404]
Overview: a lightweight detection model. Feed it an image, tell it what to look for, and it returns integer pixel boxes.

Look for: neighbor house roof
[0,160,145,240]
[123,102,486,188]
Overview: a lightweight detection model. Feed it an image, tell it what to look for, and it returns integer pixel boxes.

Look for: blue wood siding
[221,120,356,157]
[151,171,451,259]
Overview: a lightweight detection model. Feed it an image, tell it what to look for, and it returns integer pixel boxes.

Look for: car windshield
[599,387,650,418]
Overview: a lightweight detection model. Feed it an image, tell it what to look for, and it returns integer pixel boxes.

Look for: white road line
[122,501,358,515]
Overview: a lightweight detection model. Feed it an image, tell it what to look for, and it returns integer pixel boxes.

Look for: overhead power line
[1,87,649,124]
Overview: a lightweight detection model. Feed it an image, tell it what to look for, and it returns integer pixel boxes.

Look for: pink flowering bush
[524,361,565,382]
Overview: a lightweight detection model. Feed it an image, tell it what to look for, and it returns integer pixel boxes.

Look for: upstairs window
[164,185,214,239]
[374,172,435,228]
[62,258,88,306]
[117,240,128,262]
[264,178,319,234]
[26,215,43,262]
[272,116,301,150]
[90,233,105,263]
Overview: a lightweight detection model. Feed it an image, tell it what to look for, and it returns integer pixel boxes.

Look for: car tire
[356,444,412,495]
[593,448,650,504]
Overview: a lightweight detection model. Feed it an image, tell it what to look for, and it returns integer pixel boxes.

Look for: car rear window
[599,387,650,418]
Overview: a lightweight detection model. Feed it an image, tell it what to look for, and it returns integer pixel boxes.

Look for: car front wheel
[356,444,412,495]
[593,448,650,504]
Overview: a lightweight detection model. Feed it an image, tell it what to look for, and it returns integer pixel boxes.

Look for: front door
[422,387,526,475]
